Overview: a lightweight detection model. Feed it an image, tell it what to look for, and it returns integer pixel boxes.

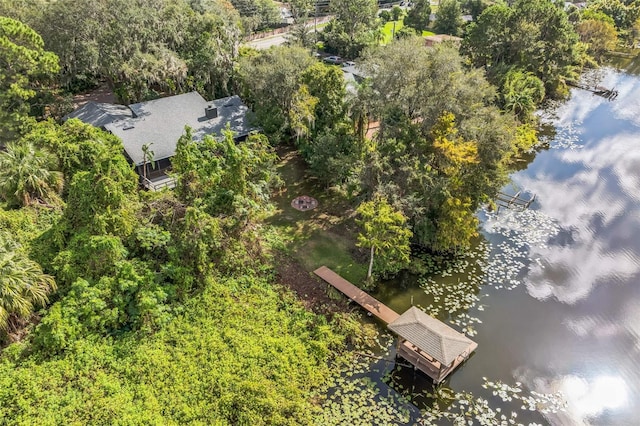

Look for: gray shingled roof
[63,101,133,129]
[342,70,358,95]
[104,92,258,166]
[341,65,367,80]
[388,306,475,366]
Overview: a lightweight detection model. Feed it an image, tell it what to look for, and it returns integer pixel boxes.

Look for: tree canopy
[404,0,432,32]
[358,39,522,250]
[322,0,379,58]
[0,141,63,208]
[2,0,242,102]
[356,197,412,279]
[462,0,587,98]
[434,0,464,36]
[0,17,59,143]
[0,235,56,337]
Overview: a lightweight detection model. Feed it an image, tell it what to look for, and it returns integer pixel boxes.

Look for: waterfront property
[64,92,259,190]
[313,266,477,383]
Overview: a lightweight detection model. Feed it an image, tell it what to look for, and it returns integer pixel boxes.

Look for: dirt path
[275,255,350,315]
[71,83,117,108]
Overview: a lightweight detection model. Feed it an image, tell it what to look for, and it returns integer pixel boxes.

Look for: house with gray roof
[64,91,259,190]
[64,102,133,129]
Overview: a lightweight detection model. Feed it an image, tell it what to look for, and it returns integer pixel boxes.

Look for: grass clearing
[266,146,367,284]
[381,19,435,45]
[297,230,367,284]
[381,20,405,44]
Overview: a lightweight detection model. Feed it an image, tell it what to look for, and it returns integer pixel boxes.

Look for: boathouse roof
[388,307,475,366]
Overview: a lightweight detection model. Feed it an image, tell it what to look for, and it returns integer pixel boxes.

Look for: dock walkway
[313,266,400,324]
[314,266,477,383]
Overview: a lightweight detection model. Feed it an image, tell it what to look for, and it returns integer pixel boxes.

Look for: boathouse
[388,307,477,383]
[314,266,477,383]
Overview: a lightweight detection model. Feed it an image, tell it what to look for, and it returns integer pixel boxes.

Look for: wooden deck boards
[313,266,400,324]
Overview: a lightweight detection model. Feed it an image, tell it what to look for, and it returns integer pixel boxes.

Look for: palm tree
[0,141,63,207]
[0,236,57,334]
[141,142,155,182]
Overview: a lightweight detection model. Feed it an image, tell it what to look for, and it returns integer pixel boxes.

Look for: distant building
[64,92,259,190]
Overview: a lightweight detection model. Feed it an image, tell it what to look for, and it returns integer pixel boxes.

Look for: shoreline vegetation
[1,0,638,423]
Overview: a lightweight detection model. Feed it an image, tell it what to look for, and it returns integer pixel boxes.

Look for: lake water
[362,61,640,425]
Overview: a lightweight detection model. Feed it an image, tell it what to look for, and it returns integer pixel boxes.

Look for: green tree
[25,0,241,101]
[391,5,404,22]
[0,235,56,336]
[356,196,412,279]
[330,0,378,40]
[435,0,463,36]
[324,0,379,58]
[463,0,489,19]
[141,143,155,181]
[288,0,314,23]
[172,128,280,221]
[304,124,364,187]
[358,39,521,250]
[501,69,545,121]
[395,26,418,39]
[0,141,63,208]
[22,119,125,181]
[462,0,587,98]
[287,20,316,47]
[425,113,480,250]
[589,0,640,31]
[301,62,347,132]
[237,46,315,139]
[230,0,281,33]
[404,0,432,32]
[56,137,139,239]
[576,18,619,59]
[289,85,318,141]
[0,17,59,143]
[360,40,498,135]
[460,3,512,68]
[180,5,242,97]
[379,10,392,23]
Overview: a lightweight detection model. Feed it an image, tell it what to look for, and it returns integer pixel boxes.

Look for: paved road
[244,17,331,50]
[245,33,292,49]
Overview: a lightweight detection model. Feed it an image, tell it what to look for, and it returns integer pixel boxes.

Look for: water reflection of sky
[370,66,640,425]
[496,68,640,425]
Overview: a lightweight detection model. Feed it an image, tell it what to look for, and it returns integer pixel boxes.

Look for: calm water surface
[371,61,640,425]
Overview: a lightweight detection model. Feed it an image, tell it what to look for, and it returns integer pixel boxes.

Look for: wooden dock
[313,266,400,324]
[568,81,619,100]
[314,266,477,383]
[495,190,535,212]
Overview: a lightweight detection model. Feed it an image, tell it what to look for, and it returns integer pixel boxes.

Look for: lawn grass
[297,230,366,284]
[266,146,368,284]
[381,19,435,45]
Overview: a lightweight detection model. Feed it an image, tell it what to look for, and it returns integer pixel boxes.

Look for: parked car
[342,61,356,67]
[323,55,342,65]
